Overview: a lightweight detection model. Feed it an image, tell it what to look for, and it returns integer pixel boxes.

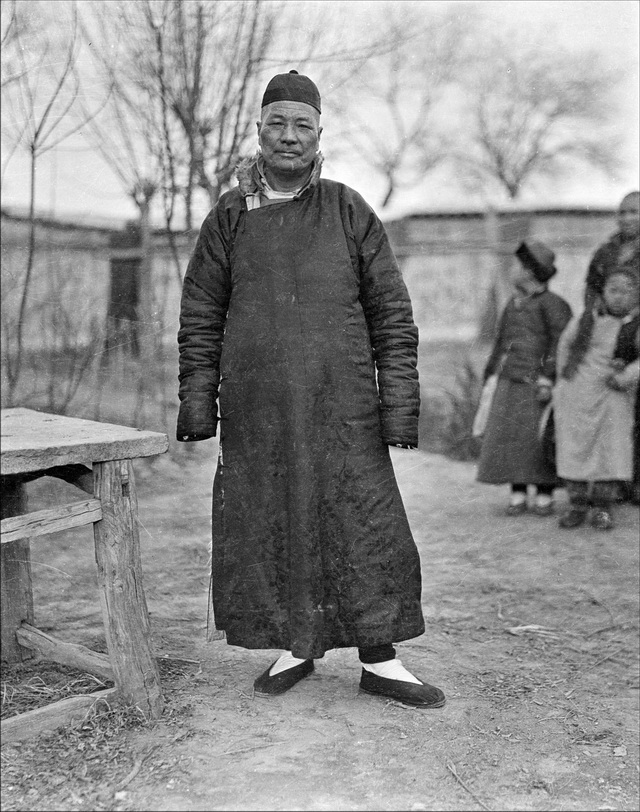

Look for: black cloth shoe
[359,669,446,708]
[505,501,527,516]
[253,659,314,696]
[558,508,588,528]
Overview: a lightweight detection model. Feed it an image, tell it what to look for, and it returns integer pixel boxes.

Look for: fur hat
[261,70,321,114]
[515,240,557,283]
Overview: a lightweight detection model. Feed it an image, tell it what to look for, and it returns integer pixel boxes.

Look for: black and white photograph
[1,1,638,810]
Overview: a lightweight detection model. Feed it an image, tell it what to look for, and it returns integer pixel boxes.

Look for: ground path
[2,445,638,811]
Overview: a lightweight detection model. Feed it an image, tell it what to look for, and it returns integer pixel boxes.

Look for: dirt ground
[1,441,639,812]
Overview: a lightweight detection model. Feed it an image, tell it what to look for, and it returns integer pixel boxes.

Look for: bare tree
[78,72,163,424]
[1,0,19,83]
[84,0,400,231]
[83,0,280,233]
[161,0,278,221]
[453,30,624,201]
[0,0,110,404]
[78,1,277,425]
[328,2,479,209]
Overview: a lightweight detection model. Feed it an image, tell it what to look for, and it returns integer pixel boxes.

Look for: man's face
[257,101,322,178]
[618,193,640,238]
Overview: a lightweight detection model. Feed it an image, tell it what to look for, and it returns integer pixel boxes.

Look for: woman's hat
[261,70,321,114]
[515,240,557,282]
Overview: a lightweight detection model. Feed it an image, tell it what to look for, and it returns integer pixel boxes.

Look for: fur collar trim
[235,151,324,198]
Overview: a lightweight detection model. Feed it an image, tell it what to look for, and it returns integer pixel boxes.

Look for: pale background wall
[1,207,617,352]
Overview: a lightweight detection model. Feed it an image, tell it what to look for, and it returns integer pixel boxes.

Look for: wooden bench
[1,408,169,742]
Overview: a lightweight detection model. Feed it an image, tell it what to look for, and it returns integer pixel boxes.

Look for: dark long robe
[476,289,572,486]
[177,177,425,659]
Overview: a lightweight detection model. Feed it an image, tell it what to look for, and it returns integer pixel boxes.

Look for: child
[476,240,572,515]
[554,268,639,529]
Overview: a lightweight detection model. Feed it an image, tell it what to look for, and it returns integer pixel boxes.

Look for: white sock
[509,491,527,506]
[361,657,422,684]
[269,651,308,676]
[535,493,553,507]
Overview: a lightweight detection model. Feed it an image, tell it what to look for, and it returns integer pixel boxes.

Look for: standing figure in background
[567,191,640,504]
[476,240,572,516]
[584,191,639,308]
[176,70,445,708]
[554,269,639,529]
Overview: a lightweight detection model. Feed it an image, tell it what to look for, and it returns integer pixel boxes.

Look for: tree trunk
[136,200,157,427]
[11,145,38,402]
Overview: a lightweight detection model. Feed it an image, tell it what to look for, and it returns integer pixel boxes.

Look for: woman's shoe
[558,508,587,528]
[253,659,314,696]
[505,501,527,516]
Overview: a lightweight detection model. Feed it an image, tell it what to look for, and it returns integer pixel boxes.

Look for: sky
[1,0,638,225]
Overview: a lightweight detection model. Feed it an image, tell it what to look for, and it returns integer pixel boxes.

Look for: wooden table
[1,408,169,740]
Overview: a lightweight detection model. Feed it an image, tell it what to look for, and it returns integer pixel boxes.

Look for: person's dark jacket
[177,180,420,447]
[483,289,572,384]
[613,311,640,366]
[585,232,639,305]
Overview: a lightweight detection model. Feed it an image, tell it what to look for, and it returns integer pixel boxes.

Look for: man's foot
[558,508,588,529]
[359,667,446,708]
[531,494,554,516]
[253,658,314,696]
[591,510,614,530]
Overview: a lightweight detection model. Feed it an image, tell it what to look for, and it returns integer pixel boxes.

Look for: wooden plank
[0,688,118,744]
[16,624,114,681]
[0,478,34,662]
[93,460,163,719]
[0,499,102,543]
[4,465,94,494]
[1,408,168,475]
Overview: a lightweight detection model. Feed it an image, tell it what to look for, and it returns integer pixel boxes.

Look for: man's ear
[318,126,323,141]
[256,120,261,137]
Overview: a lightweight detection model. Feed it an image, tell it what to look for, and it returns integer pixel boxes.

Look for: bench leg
[92,460,163,718]
[1,477,34,662]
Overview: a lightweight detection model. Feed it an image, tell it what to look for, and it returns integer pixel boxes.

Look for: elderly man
[176,70,444,708]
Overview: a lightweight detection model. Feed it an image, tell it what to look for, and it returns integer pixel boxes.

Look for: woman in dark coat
[476,240,572,515]
[176,71,444,708]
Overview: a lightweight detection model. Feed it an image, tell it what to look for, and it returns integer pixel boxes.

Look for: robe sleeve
[176,203,233,441]
[555,316,580,373]
[614,358,640,391]
[347,191,420,448]
[540,294,573,381]
[483,307,508,381]
[584,244,608,305]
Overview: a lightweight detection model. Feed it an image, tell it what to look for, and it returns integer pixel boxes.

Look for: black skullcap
[261,70,321,114]
[515,239,558,283]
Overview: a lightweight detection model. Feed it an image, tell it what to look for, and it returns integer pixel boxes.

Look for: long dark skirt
[476,377,558,486]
